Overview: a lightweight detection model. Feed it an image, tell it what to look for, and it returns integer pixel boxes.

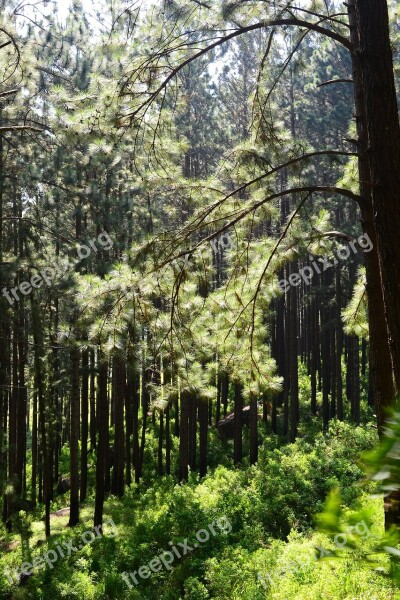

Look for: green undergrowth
[1,420,394,599]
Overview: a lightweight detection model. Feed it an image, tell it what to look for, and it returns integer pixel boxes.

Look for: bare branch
[285,6,350,29]
[0,40,12,51]
[317,78,353,87]
[35,66,72,83]
[0,88,19,99]
[191,0,211,8]
[0,125,43,133]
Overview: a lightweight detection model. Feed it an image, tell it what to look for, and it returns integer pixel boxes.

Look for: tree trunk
[199,399,208,477]
[80,349,89,502]
[249,391,258,465]
[289,262,298,442]
[353,0,400,392]
[69,346,80,527]
[348,0,395,431]
[179,391,190,482]
[112,354,125,497]
[94,356,108,529]
[233,382,243,465]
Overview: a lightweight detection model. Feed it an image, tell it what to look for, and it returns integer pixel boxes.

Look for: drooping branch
[192,185,360,247]
[0,27,20,59]
[120,17,352,121]
[285,6,350,29]
[160,150,359,256]
[155,184,361,270]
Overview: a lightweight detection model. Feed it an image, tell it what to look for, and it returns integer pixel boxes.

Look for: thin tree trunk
[199,399,208,477]
[112,354,125,497]
[80,349,89,502]
[69,346,80,527]
[289,262,298,442]
[179,391,190,482]
[249,391,258,465]
[234,382,243,465]
[94,355,108,529]
[165,404,171,475]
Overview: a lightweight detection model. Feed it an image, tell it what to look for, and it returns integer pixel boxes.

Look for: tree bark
[69,346,80,527]
[94,355,108,529]
[353,0,400,392]
[233,382,243,465]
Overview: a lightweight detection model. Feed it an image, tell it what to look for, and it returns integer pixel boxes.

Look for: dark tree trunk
[215,372,222,426]
[310,297,318,416]
[233,382,243,465]
[31,298,51,537]
[165,404,171,475]
[335,270,344,421]
[125,354,133,487]
[16,305,26,498]
[348,0,395,431]
[80,349,89,502]
[322,306,331,431]
[283,265,290,437]
[158,410,164,476]
[348,336,360,425]
[90,349,96,451]
[179,391,190,482]
[354,0,400,393]
[94,356,108,529]
[249,392,258,465]
[199,399,208,477]
[289,262,298,442]
[130,365,140,484]
[69,346,80,527]
[221,373,229,418]
[31,392,38,507]
[189,397,197,471]
[112,354,125,497]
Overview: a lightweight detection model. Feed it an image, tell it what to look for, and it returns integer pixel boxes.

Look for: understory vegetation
[2,418,392,599]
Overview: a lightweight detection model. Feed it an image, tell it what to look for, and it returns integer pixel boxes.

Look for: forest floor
[1,419,398,599]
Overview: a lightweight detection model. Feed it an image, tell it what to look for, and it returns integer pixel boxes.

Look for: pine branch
[35,66,72,83]
[317,78,353,87]
[157,184,361,270]
[157,150,359,263]
[0,40,12,51]
[0,125,43,132]
[0,88,18,99]
[121,18,352,121]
